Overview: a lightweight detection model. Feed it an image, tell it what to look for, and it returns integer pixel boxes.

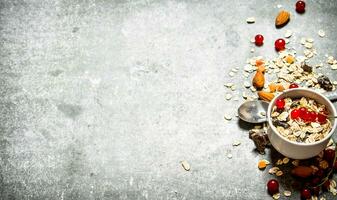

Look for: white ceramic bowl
[267,88,337,159]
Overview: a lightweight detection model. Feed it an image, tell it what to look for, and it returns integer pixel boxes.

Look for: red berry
[275,38,286,51]
[267,179,279,195]
[302,110,311,122]
[296,1,306,13]
[255,34,264,46]
[291,109,300,119]
[289,83,299,89]
[311,177,321,186]
[308,111,317,122]
[275,98,285,110]
[315,169,325,178]
[317,113,327,124]
[299,107,307,119]
[324,149,336,163]
[334,160,337,171]
[301,188,311,199]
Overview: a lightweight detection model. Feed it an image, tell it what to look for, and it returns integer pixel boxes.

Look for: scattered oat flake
[304,42,313,49]
[283,190,291,197]
[318,29,325,37]
[260,111,266,116]
[225,93,233,100]
[181,161,190,171]
[242,92,248,99]
[244,81,251,88]
[292,160,299,166]
[282,157,289,164]
[229,72,235,77]
[250,48,255,53]
[300,38,306,45]
[276,159,283,165]
[224,114,232,120]
[276,170,283,176]
[268,167,280,174]
[306,38,314,43]
[285,30,292,38]
[331,65,337,70]
[232,141,241,146]
[272,193,280,200]
[227,153,233,159]
[246,17,255,23]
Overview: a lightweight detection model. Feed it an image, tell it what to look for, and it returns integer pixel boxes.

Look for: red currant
[302,110,311,122]
[275,98,285,110]
[301,188,311,199]
[267,179,279,195]
[291,109,300,119]
[299,107,307,119]
[308,111,317,122]
[289,83,299,89]
[317,113,327,124]
[315,169,324,178]
[275,38,286,51]
[255,34,264,46]
[296,1,306,13]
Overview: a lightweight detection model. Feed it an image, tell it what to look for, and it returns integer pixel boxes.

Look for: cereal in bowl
[271,97,332,143]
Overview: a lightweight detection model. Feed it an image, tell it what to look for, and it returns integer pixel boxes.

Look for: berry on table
[275,98,285,110]
[289,83,299,89]
[275,38,286,51]
[255,34,264,46]
[323,149,336,163]
[296,1,306,13]
[300,188,311,200]
[311,186,320,196]
[267,179,279,195]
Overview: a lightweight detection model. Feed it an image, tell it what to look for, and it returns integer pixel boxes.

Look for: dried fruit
[252,71,265,89]
[258,91,275,102]
[323,149,335,163]
[291,109,300,119]
[317,75,333,91]
[275,39,286,51]
[267,179,279,195]
[291,166,313,178]
[255,34,264,46]
[295,1,306,13]
[249,128,269,154]
[285,55,295,64]
[302,63,312,73]
[275,10,290,27]
[269,83,285,92]
[258,159,269,169]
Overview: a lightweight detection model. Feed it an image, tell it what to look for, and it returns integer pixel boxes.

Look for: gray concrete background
[0,0,337,199]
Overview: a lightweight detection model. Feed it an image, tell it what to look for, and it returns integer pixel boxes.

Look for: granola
[271,97,332,143]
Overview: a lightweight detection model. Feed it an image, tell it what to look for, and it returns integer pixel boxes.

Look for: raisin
[302,63,312,73]
[273,120,290,129]
[318,75,333,91]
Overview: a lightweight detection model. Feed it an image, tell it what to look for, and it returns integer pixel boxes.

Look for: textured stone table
[0,0,336,199]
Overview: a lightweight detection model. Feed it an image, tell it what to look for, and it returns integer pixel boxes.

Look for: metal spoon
[238,91,337,124]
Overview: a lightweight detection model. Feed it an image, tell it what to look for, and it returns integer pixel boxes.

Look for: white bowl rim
[267,88,337,147]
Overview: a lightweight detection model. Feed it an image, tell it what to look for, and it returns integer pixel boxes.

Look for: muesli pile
[271,97,332,143]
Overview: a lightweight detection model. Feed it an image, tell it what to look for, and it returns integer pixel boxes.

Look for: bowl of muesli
[267,88,336,159]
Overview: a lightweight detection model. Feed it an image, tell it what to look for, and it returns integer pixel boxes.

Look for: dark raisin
[302,63,312,73]
[249,129,269,154]
[290,101,300,108]
[272,120,290,128]
[318,75,333,91]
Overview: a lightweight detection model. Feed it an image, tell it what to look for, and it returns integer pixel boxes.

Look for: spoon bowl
[238,100,269,123]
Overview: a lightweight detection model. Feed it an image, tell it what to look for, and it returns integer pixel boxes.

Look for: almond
[257,91,275,102]
[275,10,290,27]
[291,166,313,178]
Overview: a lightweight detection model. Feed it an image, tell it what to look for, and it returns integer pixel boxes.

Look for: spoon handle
[325,90,337,101]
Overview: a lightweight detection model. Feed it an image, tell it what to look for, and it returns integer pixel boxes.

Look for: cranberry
[324,149,336,163]
[267,179,279,195]
[296,1,306,13]
[308,111,317,122]
[299,107,307,119]
[275,98,285,110]
[311,186,320,196]
[317,113,327,124]
[301,188,311,200]
[291,109,300,119]
[255,34,264,46]
[289,83,299,89]
[275,38,286,51]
